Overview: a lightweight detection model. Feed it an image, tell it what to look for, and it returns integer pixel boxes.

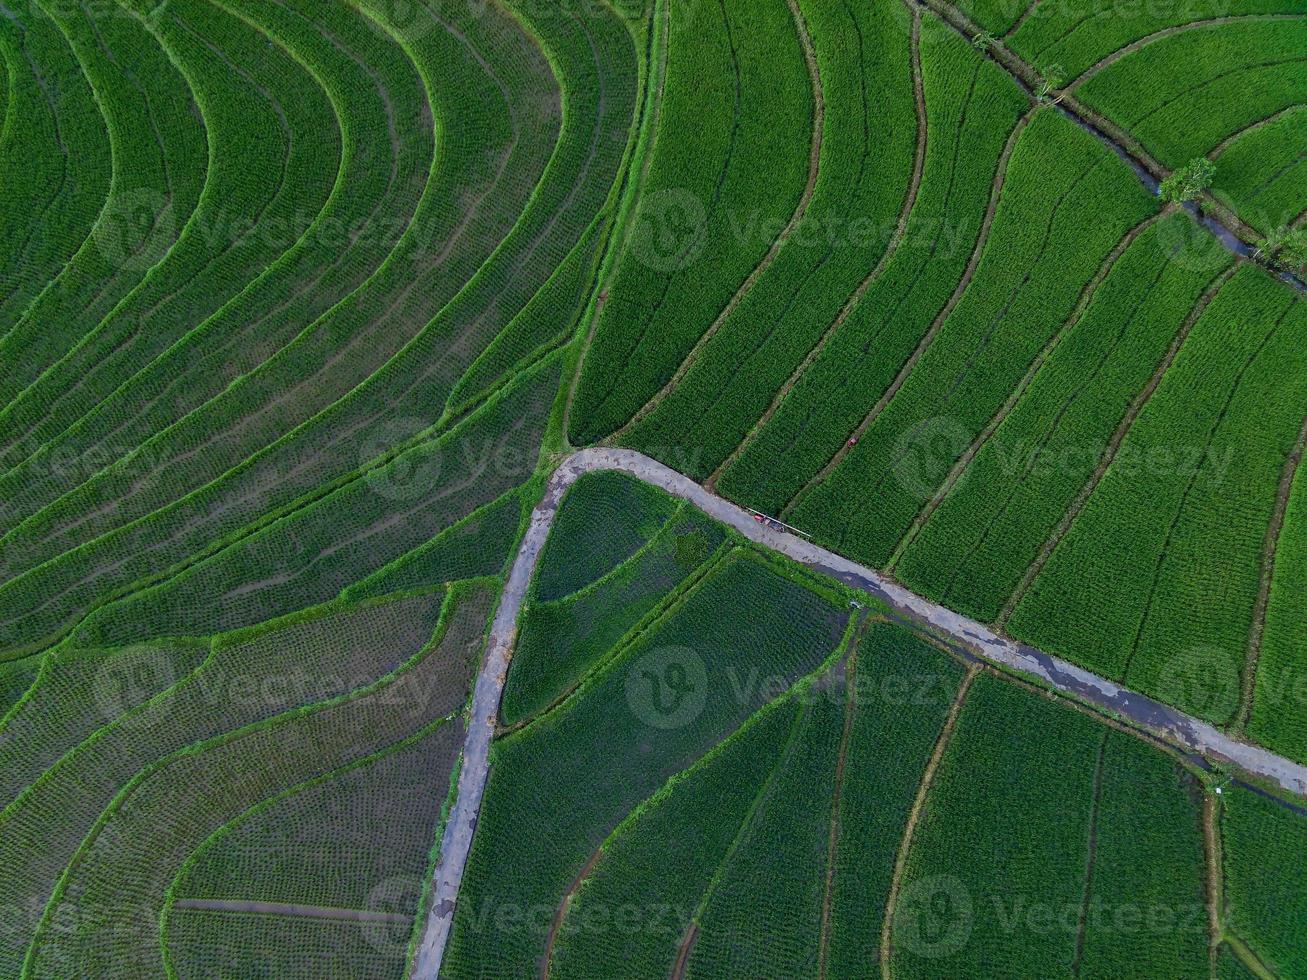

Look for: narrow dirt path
[1070,733,1110,976]
[410,446,1307,978]
[1203,791,1225,975]
[670,923,699,980]
[708,4,929,492]
[170,897,409,925]
[880,667,977,979]
[1234,412,1307,732]
[818,641,861,979]
[540,848,604,979]
[997,263,1236,627]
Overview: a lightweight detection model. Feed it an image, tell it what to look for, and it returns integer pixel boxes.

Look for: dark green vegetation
[892,678,1208,978]
[444,546,853,976]
[450,475,1305,979]
[1222,787,1307,977]
[570,0,1307,770]
[501,473,726,727]
[0,0,646,974]
[5,0,1307,975]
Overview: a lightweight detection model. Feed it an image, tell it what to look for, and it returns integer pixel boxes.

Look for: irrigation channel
[410,447,1307,977]
[921,0,1307,296]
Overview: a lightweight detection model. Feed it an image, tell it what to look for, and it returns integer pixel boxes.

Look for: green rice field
[3,0,1305,975]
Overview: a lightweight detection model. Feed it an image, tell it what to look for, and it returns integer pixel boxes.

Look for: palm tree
[1035,64,1066,104]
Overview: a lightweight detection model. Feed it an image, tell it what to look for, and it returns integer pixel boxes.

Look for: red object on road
[754,514,763,522]
[848,437,857,446]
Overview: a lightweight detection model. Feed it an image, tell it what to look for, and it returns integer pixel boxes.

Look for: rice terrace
[0,0,1305,975]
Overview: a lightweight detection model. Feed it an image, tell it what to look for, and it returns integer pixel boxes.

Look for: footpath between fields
[410,446,1307,978]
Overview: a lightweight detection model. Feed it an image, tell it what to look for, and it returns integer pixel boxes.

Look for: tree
[1035,63,1065,103]
[972,31,996,51]
[1254,225,1291,260]
[1257,224,1307,272]
[1158,158,1215,204]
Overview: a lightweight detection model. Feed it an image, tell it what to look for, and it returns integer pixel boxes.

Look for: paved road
[412,446,1307,977]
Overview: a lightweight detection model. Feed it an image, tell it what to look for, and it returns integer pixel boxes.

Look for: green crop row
[0,0,324,475]
[0,5,112,343]
[167,910,408,979]
[167,720,459,919]
[0,0,541,556]
[950,0,1028,35]
[342,487,528,604]
[0,642,208,810]
[534,469,682,603]
[1009,268,1307,723]
[716,18,1027,515]
[502,505,727,727]
[31,357,556,650]
[1222,786,1307,977]
[0,588,453,976]
[685,685,843,978]
[568,0,813,445]
[0,0,636,657]
[892,675,1206,977]
[792,108,1155,567]
[1248,449,1307,760]
[0,0,422,524]
[1211,105,1307,236]
[443,553,850,976]
[448,216,607,415]
[0,657,38,719]
[161,719,464,979]
[550,694,803,979]
[1008,2,1303,81]
[619,0,919,481]
[1078,19,1307,170]
[827,622,965,977]
[1076,733,1208,977]
[891,675,1102,977]
[24,584,489,976]
[895,213,1228,622]
[544,619,964,979]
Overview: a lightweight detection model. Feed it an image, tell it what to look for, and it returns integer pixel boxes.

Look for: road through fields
[411,446,1307,977]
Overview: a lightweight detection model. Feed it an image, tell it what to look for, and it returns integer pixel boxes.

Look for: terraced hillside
[0,0,644,975]
[447,471,1306,979]
[2,0,1306,977]
[572,0,1307,768]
